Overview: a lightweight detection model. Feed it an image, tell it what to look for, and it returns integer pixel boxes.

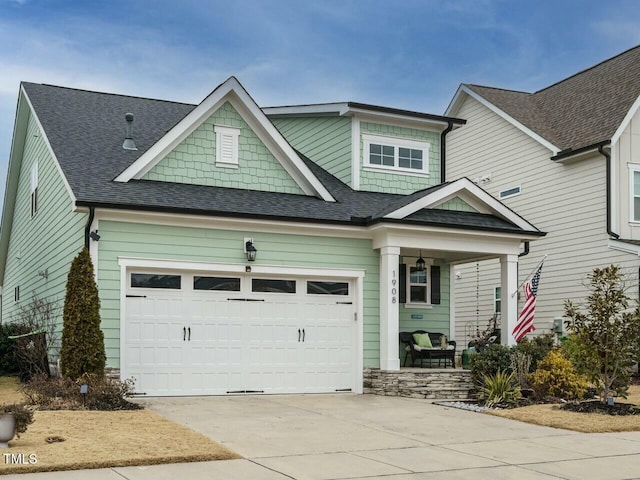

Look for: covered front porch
[373,228,531,372]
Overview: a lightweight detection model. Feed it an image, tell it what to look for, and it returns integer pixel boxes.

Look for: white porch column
[500,254,519,346]
[379,246,401,371]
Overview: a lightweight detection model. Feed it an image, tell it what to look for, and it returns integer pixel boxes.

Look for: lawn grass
[489,384,640,433]
[0,377,240,474]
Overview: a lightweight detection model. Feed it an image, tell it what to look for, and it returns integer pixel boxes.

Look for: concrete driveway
[16,394,640,480]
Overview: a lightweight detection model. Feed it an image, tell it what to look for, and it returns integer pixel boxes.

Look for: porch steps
[363,368,475,400]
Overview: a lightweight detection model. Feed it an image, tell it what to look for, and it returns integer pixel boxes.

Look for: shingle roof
[21,82,541,235]
[465,45,640,152]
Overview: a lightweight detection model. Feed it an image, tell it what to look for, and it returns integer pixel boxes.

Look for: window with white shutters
[214,125,240,167]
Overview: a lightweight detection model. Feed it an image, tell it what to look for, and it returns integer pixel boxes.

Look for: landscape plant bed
[560,400,640,415]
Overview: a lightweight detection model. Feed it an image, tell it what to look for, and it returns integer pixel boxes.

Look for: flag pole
[510,254,547,298]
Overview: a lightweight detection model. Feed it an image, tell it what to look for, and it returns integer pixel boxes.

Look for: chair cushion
[413,333,433,348]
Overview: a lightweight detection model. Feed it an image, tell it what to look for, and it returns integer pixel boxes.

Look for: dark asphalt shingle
[465,45,640,152]
[22,82,540,235]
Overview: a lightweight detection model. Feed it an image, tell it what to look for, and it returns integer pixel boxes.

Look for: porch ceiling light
[416,250,426,272]
[245,240,257,262]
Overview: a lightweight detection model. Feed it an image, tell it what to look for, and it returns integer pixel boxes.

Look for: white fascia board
[383,177,539,232]
[263,103,348,116]
[92,207,371,239]
[0,87,77,284]
[114,77,334,202]
[611,94,640,145]
[456,85,560,155]
[608,239,640,256]
[21,87,77,206]
[117,256,365,279]
[346,109,454,131]
[444,85,466,117]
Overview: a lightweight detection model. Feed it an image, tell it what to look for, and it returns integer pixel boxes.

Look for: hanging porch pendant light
[416,250,426,272]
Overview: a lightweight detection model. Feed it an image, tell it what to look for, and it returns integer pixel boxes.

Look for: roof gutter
[440,120,454,183]
[84,205,95,249]
[598,144,620,239]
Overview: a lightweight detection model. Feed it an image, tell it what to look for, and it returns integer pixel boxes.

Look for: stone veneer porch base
[363,367,475,400]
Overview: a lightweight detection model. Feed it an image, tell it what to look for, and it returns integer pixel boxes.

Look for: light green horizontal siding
[272,116,352,185]
[360,121,441,194]
[434,197,477,212]
[144,101,304,195]
[97,221,381,368]
[2,111,86,342]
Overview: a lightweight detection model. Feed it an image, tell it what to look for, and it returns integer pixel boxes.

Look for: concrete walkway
[13,394,640,479]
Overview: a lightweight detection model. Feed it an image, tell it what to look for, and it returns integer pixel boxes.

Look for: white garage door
[123,270,356,396]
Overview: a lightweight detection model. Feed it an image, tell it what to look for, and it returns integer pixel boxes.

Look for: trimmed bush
[512,334,555,372]
[530,349,589,400]
[0,323,30,375]
[469,343,511,386]
[60,248,106,380]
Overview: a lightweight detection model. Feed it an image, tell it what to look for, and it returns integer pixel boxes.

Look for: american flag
[513,263,543,343]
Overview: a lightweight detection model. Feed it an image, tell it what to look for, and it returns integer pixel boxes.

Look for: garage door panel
[124,272,356,396]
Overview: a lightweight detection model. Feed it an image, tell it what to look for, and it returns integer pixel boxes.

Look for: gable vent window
[30,162,39,217]
[363,134,430,175]
[499,186,521,199]
[214,125,241,168]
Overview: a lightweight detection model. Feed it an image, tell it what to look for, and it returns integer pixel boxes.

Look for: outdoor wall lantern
[416,250,426,272]
[89,230,100,241]
[245,239,257,262]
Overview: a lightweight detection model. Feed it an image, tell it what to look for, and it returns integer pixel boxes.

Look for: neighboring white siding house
[444,44,640,349]
[446,94,638,348]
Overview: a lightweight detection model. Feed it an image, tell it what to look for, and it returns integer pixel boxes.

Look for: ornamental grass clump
[530,349,589,400]
[477,370,521,408]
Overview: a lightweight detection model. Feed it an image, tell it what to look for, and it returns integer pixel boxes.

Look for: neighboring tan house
[0,77,541,396]
[445,45,640,349]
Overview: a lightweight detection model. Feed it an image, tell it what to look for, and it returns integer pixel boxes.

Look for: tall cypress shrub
[60,248,106,379]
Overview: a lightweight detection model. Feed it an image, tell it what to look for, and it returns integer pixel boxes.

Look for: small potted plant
[0,403,34,447]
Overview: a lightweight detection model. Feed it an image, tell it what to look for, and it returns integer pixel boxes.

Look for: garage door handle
[298,329,301,342]
[183,327,186,342]
[302,328,305,342]
[188,327,191,341]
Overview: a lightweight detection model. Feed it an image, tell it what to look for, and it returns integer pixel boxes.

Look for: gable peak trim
[383,177,539,233]
[114,77,335,202]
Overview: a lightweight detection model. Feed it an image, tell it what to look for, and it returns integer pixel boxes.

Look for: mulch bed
[561,400,640,416]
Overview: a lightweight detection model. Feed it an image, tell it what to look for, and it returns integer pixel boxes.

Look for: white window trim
[494,285,501,315]
[30,161,39,217]
[498,185,521,200]
[404,257,433,307]
[214,125,241,168]
[362,133,430,176]
[629,164,640,223]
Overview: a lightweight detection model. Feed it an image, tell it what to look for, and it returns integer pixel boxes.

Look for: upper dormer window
[214,125,241,168]
[363,134,430,175]
[30,161,38,217]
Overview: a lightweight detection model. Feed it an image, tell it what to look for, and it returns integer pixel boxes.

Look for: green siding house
[0,77,543,396]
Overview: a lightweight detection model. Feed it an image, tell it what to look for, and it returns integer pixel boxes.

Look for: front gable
[382,178,539,232]
[143,101,305,195]
[116,77,335,202]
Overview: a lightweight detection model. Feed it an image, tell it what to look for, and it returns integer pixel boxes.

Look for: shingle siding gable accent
[272,116,352,186]
[433,197,477,213]
[359,121,440,194]
[2,110,85,325]
[143,101,305,195]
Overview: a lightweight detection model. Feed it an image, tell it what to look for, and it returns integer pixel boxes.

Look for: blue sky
[1,0,640,208]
